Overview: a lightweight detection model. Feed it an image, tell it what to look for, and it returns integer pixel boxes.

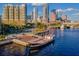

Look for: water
[31,29,79,56]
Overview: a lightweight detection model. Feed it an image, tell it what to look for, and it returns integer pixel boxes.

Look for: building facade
[32,5,38,23]
[50,9,57,23]
[42,3,49,23]
[61,15,67,22]
[2,4,9,24]
[2,4,26,26]
[0,15,2,33]
[19,4,26,25]
[56,10,63,21]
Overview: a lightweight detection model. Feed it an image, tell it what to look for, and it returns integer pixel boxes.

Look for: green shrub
[0,35,5,41]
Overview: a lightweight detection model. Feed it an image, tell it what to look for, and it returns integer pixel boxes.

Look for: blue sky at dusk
[0,3,79,21]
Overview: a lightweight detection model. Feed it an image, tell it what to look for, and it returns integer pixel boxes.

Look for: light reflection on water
[56,29,64,38]
[30,29,79,56]
[1,29,79,56]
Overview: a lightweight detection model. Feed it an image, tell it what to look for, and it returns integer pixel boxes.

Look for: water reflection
[56,29,64,38]
[30,29,79,56]
[60,29,64,38]
[1,29,79,56]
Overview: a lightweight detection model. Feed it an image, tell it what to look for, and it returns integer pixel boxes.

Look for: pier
[0,28,55,55]
[0,39,30,56]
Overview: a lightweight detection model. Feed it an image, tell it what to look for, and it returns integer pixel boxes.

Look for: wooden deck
[0,28,55,48]
[0,39,30,47]
[12,39,30,46]
[0,40,12,46]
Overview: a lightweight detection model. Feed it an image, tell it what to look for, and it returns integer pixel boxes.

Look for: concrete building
[42,3,49,23]
[32,5,38,23]
[19,4,26,25]
[50,9,57,22]
[37,16,42,23]
[13,5,19,25]
[2,4,26,26]
[56,10,63,21]
[31,11,33,22]
[0,15,2,33]
[2,4,9,24]
[9,4,14,24]
[61,15,67,22]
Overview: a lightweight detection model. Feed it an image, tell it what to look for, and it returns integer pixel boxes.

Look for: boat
[30,29,55,48]
[30,34,55,48]
[5,28,55,48]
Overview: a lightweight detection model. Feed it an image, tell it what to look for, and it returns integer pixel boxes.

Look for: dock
[0,28,55,55]
[0,39,12,46]
[12,39,30,46]
[3,28,55,48]
[0,39,30,56]
[0,39,30,47]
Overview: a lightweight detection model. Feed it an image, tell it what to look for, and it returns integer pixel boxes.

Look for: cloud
[65,8,75,11]
[72,13,79,16]
[56,9,64,12]
[56,8,78,13]
[32,3,43,6]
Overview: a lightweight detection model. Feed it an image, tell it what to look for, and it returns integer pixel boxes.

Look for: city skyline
[0,3,79,21]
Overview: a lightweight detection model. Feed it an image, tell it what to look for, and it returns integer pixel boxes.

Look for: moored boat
[30,34,55,48]
[5,28,55,48]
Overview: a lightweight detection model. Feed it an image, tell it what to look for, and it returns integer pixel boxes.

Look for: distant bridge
[64,22,79,25]
[63,22,79,28]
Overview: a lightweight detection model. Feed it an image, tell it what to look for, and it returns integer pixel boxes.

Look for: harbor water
[1,29,79,56]
[30,29,79,56]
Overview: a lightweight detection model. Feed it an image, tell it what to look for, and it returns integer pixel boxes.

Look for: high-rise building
[50,9,57,22]
[37,16,42,23]
[42,3,49,23]
[61,15,67,22]
[31,11,33,22]
[2,4,26,26]
[56,10,63,21]
[19,4,26,25]
[9,4,14,24]
[32,5,38,23]
[0,15,2,33]
[2,4,9,24]
[14,5,19,25]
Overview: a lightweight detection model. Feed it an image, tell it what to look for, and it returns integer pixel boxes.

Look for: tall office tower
[14,5,19,25]
[9,4,14,24]
[61,15,67,22]
[32,5,38,23]
[56,10,63,21]
[50,9,57,22]
[42,3,49,23]
[2,4,9,24]
[2,4,26,26]
[0,15,1,24]
[19,4,26,25]
[0,15,2,33]
[31,11,33,22]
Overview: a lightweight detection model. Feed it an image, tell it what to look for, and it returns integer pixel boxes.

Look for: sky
[0,3,79,21]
